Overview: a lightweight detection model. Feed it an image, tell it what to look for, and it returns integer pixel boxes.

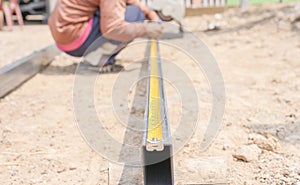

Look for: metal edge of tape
[143,40,174,185]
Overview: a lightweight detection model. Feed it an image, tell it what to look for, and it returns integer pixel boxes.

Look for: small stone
[292,182,300,185]
[248,133,280,152]
[130,107,136,114]
[226,122,232,127]
[296,167,300,175]
[69,166,77,171]
[138,91,145,96]
[57,168,66,173]
[282,169,290,177]
[280,177,288,183]
[233,144,261,162]
[222,143,230,151]
[276,127,287,140]
[274,173,282,179]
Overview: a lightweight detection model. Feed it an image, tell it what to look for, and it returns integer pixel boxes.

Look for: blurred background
[8,0,300,23]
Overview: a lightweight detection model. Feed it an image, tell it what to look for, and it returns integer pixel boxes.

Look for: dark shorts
[66,5,146,58]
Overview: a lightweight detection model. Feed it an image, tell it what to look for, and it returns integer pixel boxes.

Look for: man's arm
[126,0,159,20]
[100,0,161,42]
[100,0,147,42]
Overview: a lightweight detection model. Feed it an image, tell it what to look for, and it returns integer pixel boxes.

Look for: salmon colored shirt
[48,0,151,45]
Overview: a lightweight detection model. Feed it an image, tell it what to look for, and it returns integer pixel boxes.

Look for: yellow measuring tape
[146,39,163,151]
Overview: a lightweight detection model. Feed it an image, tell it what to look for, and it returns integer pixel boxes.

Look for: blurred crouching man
[48,0,163,73]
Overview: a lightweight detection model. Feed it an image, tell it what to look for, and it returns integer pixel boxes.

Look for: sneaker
[79,62,124,74]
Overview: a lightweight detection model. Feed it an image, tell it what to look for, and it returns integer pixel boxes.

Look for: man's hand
[146,10,159,21]
[146,22,163,38]
[126,0,160,21]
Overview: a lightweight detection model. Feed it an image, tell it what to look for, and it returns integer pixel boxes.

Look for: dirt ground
[0,25,53,68]
[0,3,300,185]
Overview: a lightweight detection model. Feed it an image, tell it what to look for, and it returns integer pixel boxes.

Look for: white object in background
[203,0,208,7]
[185,0,192,8]
[146,0,185,22]
[216,0,220,7]
[209,0,214,7]
[240,0,249,8]
[46,0,57,14]
[220,0,226,6]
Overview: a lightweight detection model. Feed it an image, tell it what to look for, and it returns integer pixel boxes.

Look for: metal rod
[0,45,60,98]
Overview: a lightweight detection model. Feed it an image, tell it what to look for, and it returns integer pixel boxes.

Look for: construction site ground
[0,3,299,184]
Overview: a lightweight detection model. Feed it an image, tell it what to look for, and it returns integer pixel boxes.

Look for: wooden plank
[0,45,60,98]
[185,7,227,16]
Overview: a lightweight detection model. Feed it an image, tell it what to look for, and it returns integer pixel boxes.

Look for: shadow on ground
[249,122,300,146]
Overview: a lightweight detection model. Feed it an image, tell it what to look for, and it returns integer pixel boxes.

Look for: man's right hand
[146,22,163,38]
[146,10,160,21]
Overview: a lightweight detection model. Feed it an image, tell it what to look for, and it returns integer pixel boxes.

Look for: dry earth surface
[0,3,300,185]
[0,25,53,68]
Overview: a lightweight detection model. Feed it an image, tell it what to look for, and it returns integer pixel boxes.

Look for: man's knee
[125,5,145,23]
